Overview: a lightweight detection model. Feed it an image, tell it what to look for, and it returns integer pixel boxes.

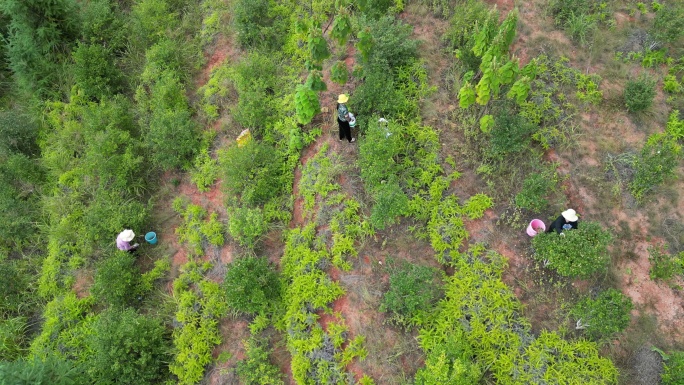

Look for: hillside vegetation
[0,0,683,384]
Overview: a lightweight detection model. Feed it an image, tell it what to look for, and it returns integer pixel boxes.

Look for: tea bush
[189,148,218,192]
[648,244,684,281]
[88,308,170,384]
[624,76,656,113]
[380,260,443,330]
[571,289,632,343]
[235,336,285,385]
[72,43,123,101]
[651,3,684,45]
[219,141,287,206]
[515,165,559,212]
[487,110,537,160]
[532,221,613,278]
[91,252,142,308]
[173,198,225,256]
[443,0,498,73]
[224,256,281,315]
[662,351,684,385]
[415,327,481,385]
[630,132,681,202]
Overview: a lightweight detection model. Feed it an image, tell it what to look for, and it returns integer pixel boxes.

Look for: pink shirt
[116,234,134,251]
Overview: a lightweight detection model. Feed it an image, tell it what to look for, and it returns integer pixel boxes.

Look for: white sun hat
[119,229,135,242]
[561,209,579,222]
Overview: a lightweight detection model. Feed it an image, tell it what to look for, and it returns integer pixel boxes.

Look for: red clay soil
[195,35,235,89]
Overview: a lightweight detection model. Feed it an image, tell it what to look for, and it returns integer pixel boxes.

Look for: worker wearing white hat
[547,209,579,234]
[116,229,139,252]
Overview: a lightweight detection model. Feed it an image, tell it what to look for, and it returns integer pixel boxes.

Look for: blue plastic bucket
[145,231,158,245]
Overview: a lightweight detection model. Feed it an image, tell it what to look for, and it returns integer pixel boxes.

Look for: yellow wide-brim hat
[337,94,349,104]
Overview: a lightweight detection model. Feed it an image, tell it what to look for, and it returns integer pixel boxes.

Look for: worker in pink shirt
[116,229,139,252]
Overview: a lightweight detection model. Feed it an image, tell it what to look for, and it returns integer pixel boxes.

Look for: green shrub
[380,260,443,330]
[624,76,656,113]
[0,259,32,315]
[219,141,286,206]
[663,351,684,385]
[648,244,684,281]
[229,52,285,133]
[173,199,225,256]
[72,43,122,101]
[442,0,497,73]
[357,15,419,69]
[235,336,284,385]
[488,111,537,160]
[137,71,200,170]
[570,289,633,342]
[224,256,281,315]
[369,182,410,230]
[29,293,95,362]
[515,166,559,212]
[630,132,681,202]
[651,4,684,45]
[233,0,289,50]
[415,329,481,385]
[190,149,219,192]
[227,204,268,248]
[0,317,28,360]
[91,252,142,308]
[0,0,81,96]
[0,357,86,385]
[88,308,170,384]
[531,221,613,278]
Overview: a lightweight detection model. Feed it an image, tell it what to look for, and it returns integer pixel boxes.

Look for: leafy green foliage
[233,0,289,50]
[532,221,613,278]
[648,244,684,281]
[72,43,123,101]
[0,357,85,385]
[624,76,656,113]
[463,193,493,220]
[173,198,225,257]
[630,132,682,202]
[515,166,559,212]
[171,261,228,385]
[235,336,285,385]
[357,16,419,69]
[41,92,148,285]
[571,289,633,343]
[0,0,81,96]
[224,257,281,315]
[651,3,684,45]
[330,14,352,46]
[190,148,219,192]
[30,293,95,362]
[443,0,497,73]
[88,308,170,384]
[91,252,142,308]
[415,327,481,385]
[0,258,34,315]
[136,69,200,170]
[487,111,537,160]
[663,351,684,385]
[419,248,618,384]
[295,84,321,125]
[228,51,286,134]
[219,141,287,206]
[380,261,443,330]
[0,317,28,360]
[330,61,349,85]
[548,0,610,45]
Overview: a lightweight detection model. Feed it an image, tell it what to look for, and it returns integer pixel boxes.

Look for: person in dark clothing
[547,209,579,234]
[337,94,355,143]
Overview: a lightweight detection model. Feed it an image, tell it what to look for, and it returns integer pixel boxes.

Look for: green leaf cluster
[224,256,281,315]
[663,351,684,385]
[173,198,225,257]
[624,75,656,113]
[570,289,633,343]
[531,221,613,278]
[91,251,143,308]
[170,261,228,385]
[235,336,285,385]
[380,260,443,330]
[648,244,684,281]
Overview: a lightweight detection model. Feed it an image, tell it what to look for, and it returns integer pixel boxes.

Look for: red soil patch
[195,35,236,89]
[73,269,93,299]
